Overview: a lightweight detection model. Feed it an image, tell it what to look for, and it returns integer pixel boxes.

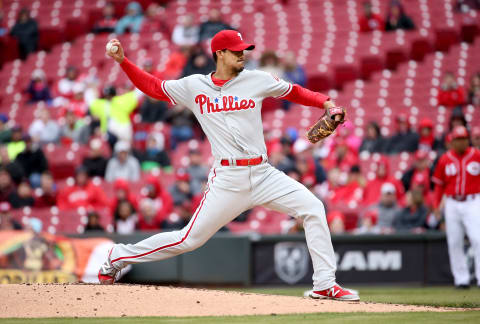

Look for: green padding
[180,234,251,285]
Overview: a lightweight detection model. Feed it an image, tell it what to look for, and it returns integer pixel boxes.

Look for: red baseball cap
[211,30,255,54]
[450,125,469,140]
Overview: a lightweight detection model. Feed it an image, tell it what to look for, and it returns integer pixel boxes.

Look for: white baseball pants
[110,161,337,290]
[444,195,480,286]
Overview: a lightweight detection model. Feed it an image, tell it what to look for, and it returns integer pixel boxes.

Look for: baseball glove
[306,106,346,143]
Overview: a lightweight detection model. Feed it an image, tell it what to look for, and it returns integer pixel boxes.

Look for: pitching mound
[0,284,458,318]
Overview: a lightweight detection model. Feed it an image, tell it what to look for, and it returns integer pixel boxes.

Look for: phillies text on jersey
[161,70,292,159]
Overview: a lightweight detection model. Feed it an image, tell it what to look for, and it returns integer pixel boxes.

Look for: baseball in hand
[106,42,118,54]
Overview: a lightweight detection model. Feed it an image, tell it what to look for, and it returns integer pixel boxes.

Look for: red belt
[220,156,263,166]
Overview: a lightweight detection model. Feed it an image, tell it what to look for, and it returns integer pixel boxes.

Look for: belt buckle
[247,159,252,166]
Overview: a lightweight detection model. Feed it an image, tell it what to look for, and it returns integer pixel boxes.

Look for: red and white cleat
[308,285,360,301]
[98,249,119,284]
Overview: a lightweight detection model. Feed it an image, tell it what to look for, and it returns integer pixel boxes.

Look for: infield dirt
[0,284,463,318]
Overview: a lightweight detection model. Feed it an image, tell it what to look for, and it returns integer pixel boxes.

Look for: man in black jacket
[15,135,48,188]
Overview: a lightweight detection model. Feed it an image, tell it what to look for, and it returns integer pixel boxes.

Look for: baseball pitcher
[98,30,357,301]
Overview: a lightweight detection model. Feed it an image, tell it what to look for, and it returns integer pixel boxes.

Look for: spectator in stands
[92,2,118,34]
[165,105,196,149]
[59,83,89,118]
[110,178,138,215]
[359,1,384,32]
[468,72,480,105]
[15,135,48,188]
[134,133,171,171]
[57,166,109,210]
[90,85,139,143]
[327,165,365,210]
[362,155,404,206]
[140,3,169,35]
[105,141,141,182]
[281,51,306,110]
[56,66,80,101]
[0,114,11,143]
[84,210,105,232]
[162,201,192,230]
[172,14,199,47]
[392,187,428,232]
[82,138,109,178]
[385,114,419,153]
[28,108,60,144]
[60,111,84,144]
[384,0,415,31]
[9,8,38,60]
[34,172,57,207]
[360,182,400,234]
[418,118,441,152]
[156,46,189,80]
[327,211,346,234]
[6,126,25,161]
[114,200,137,234]
[181,46,216,77]
[324,140,359,172]
[137,198,162,231]
[437,71,466,108]
[0,168,15,202]
[138,175,173,224]
[269,136,296,173]
[115,1,144,35]
[0,146,24,185]
[401,150,432,192]
[186,149,208,195]
[139,60,169,122]
[258,51,284,78]
[27,69,52,104]
[0,201,22,230]
[169,169,193,206]
[198,9,234,41]
[472,127,480,149]
[8,179,34,208]
[359,121,386,153]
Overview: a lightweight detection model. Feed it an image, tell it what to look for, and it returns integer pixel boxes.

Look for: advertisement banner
[253,237,453,285]
[0,231,114,284]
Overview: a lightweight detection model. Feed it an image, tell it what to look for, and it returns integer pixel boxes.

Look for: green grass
[1,313,480,324]
[230,286,480,308]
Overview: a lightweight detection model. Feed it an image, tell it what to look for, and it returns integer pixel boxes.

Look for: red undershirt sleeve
[120,57,170,102]
[282,84,330,109]
[433,184,444,209]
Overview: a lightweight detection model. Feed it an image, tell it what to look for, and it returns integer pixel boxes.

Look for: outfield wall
[74,232,455,286]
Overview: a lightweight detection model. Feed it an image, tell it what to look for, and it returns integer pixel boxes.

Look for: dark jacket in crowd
[385,14,415,31]
[82,156,108,178]
[10,18,38,60]
[393,205,427,231]
[134,149,171,169]
[386,131,419,154]
[198,21,234,40]
[15,147,48,177]
[139,97,168,123]
[359,137,387,153]
[8,192,34,209]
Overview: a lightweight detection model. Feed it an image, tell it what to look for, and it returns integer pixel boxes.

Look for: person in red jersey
[432,126,480,288]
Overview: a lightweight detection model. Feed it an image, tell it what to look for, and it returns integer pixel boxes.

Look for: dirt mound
[0,284,457,318]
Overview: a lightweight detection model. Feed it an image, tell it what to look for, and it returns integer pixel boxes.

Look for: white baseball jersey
[162,70,292,159]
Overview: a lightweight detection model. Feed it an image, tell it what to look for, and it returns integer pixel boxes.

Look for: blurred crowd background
[0,0,479,237]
